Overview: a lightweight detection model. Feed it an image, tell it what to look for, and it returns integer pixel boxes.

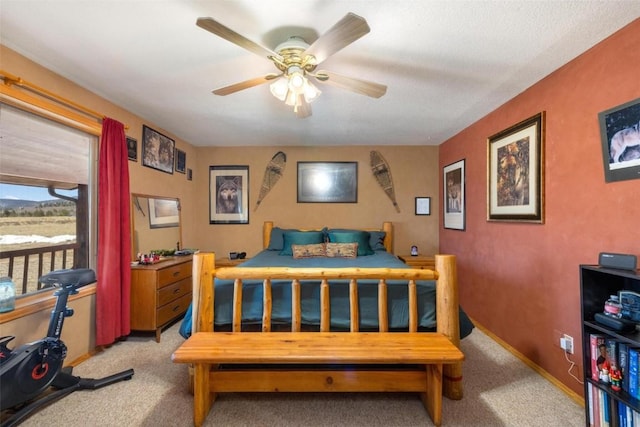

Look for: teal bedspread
[179,251,473,338]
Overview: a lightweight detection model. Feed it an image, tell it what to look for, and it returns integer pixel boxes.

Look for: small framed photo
[142,125,175,174]
[187,168,193,181]
[126,137,137,161]
[443,159,465,230]
[598,97,640,183]
[209,165,249,224]
[487,112,545,223]
[297,162,357,203]
[415,197,431,215]
[175,148,186,174]
[148,198,180,229]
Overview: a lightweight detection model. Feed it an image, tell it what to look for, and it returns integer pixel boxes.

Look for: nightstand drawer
[157,277,191,306]
[157,261,192,288]
[157,293,191,326]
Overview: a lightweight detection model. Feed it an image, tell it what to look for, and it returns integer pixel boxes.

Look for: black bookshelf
[580,265,640,426]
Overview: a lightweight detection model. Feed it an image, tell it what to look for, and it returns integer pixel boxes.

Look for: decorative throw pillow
[291,243,326,259]
[326,231,374,256]
[280,231,325,256]
[325,242,358,258]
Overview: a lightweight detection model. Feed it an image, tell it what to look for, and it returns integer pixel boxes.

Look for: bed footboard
[176,253,464,425]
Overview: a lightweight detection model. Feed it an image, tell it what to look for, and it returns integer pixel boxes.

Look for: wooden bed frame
[172,222,464,426]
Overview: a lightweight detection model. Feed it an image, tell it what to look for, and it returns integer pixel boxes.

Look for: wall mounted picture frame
[148,197,180,229]
[443,159,465,230]
[142,125,175,174]
[126,137,137,161]
[415,197,431,215]
[175,148,186,174]
[209,165,249,224]
[297,162,358,203]
[487,112,545,223]
[598,97,640,183]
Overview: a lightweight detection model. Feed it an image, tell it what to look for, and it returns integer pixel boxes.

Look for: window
[0,103,97,296]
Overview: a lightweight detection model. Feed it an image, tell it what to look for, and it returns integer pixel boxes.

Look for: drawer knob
[173,288,180,294]
[172,271,180,277]
[173,305,180,312]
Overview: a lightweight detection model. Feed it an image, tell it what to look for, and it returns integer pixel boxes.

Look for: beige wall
[2,45,440,358]
[188,145,440,259]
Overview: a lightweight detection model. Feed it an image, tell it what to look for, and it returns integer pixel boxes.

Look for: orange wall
[439,19,640,396]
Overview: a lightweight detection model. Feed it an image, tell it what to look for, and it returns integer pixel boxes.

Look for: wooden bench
[172,253,464,426]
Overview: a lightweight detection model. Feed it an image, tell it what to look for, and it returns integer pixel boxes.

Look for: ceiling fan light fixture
[303,79,321,103]
[269,77,289,101]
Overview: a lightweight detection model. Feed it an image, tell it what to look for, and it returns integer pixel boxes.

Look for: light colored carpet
[16,323,584,426]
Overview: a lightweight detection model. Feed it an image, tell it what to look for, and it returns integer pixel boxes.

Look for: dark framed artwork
[175,148,186,174]
[297,162,358,203]
[142,125,175,174]
[443,159,465,230]
[148,197,180,229]
[209,165,249,224]
[598,97,640,183]
[187,168,193,181]
[126,137,137,161]
[487,112,545,223]
[415,197,431,215]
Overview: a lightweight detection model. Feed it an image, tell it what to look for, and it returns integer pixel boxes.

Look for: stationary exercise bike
[0,269,134,427]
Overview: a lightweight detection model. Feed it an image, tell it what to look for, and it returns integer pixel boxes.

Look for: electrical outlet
[560,334,574,354]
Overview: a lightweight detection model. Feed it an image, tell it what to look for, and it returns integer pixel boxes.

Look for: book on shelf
[620,342,630,393]
[629,347,640,400]
[592,334,607,381]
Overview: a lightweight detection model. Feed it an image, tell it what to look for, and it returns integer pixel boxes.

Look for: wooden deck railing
[0,243,79,295]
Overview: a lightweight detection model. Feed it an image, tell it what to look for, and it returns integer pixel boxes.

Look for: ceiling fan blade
[213,74,281,96]
[295,96,312,118]
[303,13,370,65]
[315,70,387,98]
[197,17,282,61]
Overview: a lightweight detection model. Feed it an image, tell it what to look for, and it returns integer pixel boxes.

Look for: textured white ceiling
[2,1,639,147]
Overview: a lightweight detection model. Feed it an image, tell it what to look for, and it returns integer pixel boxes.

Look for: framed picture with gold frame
[487,112,545,223]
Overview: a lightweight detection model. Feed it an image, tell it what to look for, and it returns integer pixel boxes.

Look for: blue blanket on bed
[179,251,473,338]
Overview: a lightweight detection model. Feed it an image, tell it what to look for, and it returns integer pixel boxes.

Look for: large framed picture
[598,97,640,183]
[443,159,465,230]
[148,197,180,229]
[142,125,175,174]
[209,165,249,224]
[487,112,545,223]
[297,162,358,203]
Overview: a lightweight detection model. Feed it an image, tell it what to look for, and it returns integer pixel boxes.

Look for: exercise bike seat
[38,268,96,288]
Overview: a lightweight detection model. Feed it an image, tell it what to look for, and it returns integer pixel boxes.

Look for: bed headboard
[262,221,394,253]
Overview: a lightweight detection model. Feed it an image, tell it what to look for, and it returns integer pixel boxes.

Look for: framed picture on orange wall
[443,159,465,230]
[598,97,640,183]
[487,112,545,223]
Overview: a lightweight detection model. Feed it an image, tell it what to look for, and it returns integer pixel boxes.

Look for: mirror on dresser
[130,193,182,260]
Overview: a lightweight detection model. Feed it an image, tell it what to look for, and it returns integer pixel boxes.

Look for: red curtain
[96,118,131,346]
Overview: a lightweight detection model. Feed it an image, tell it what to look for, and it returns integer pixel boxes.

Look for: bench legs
[188,363,447,427]
[421,363,443,427]
[193,363,215,427]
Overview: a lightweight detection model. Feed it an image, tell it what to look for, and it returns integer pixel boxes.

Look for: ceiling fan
[196,12,387,118]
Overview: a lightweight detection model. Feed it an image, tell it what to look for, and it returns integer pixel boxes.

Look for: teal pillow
[369,231,387,251]
[280,231,325,256]
[327,231,374,256]
[268,227,295,251]
[329,228,386,251]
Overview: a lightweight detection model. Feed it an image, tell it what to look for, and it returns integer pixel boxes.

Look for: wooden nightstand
[216,257,249,268]
[398,254,435,270]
